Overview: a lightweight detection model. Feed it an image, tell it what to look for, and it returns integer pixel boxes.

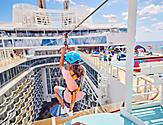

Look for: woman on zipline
[54,47,86,114]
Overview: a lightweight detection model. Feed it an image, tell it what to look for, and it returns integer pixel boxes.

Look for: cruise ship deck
[0,0,163,125]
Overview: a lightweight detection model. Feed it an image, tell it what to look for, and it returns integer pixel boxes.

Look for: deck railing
[79,51,160,103]
[0,55,26,67]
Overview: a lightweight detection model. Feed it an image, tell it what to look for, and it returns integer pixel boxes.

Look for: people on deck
[108,55,112,65]
[103,53,107,61]
[99,51,103,61]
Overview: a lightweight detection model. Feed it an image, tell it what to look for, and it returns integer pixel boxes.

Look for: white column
[161,85,163,106]
[12,38,14,47]
[52,117,56,125]
[2,37,7,59]
[41,68,49,101]
[125,0,137,113]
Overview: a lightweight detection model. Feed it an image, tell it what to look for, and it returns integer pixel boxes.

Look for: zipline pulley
[64,32,68,48]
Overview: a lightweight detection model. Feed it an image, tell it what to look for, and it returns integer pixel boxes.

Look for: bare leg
[54,86,65,109]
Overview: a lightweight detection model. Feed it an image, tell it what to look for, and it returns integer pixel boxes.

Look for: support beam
[125,0,137,113]
[2,36,7,59]
[161,85,163,106]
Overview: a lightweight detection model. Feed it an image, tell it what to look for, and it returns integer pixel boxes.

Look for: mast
[64,0,70,10]
[38,0,46,9]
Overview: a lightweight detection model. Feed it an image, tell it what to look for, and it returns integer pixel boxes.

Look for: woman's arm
[60,47,66,68]
[59,47,75,68]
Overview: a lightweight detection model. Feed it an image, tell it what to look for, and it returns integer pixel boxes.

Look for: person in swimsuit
[54,47,86,113]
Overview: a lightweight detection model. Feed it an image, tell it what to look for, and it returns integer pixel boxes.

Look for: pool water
[71,113,136,125]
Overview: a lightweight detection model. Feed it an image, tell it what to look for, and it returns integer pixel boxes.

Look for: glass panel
[47,79,51,94]
[0,73,4,86]
[3,71,8,82]
[0,40,3,47]
[4,39,13,47]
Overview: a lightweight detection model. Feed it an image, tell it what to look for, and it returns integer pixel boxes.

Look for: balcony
[0,56,26,71]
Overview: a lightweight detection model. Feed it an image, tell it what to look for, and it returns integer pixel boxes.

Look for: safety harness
[61,67,81,111]
[68,68,81,111]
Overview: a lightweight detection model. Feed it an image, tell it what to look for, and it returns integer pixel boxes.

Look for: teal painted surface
[132,105,163,125]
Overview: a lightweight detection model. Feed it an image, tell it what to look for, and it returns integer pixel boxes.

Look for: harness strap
[69,69,80,81]
[64,67,81,111]
[64,33,68,48]
[69,90,77,111]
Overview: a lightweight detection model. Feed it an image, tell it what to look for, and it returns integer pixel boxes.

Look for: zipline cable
[68,0,109,36]
[64,0,109,47]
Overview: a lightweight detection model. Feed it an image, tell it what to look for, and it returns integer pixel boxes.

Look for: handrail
[134,55,163,60]
[149,88,159,101]
[133,99,160,105]
[0,56,26,67]
[85,69,99,88]
[133,90,158,96]
[79,51,160,102]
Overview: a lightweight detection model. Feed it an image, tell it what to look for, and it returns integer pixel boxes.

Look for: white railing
[79,51,160,104]
[137,62,163,75]
[0,56,25,67]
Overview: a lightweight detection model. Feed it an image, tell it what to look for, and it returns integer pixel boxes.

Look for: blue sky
[0,0,163,41]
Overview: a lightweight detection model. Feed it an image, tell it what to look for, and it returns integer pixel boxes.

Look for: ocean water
[137,41,163,54]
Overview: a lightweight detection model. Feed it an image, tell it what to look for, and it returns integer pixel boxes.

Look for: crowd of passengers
[81,48,114,64]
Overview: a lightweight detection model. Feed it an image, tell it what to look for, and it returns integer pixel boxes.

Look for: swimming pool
[71,113,136,125]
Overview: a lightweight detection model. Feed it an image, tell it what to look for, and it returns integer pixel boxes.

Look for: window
[0,73,4,86]
[0,40,3,47]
